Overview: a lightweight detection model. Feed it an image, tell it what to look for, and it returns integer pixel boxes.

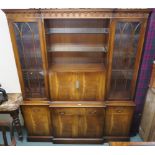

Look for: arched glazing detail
[109,21,141,100]
[13,22,46,98]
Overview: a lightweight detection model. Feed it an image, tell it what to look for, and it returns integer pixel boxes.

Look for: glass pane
[22,71,46,98]
[109,21,141,100]
[14,22,43,70]
[13,22,46,98]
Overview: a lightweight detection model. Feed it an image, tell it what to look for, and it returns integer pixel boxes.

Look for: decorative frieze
[3,8,150,19]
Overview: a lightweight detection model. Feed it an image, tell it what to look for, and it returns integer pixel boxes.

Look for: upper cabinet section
[8,20,48,100]
[3,9,150,101]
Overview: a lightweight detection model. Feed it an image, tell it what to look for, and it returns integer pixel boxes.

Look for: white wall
[0,10,23,124]
[0,10,21,93]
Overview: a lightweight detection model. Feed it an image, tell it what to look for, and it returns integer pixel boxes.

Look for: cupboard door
[21,105,51,136]
[105,106,134,136]
[51,107,105,138]
[107,19,147,100]
[49,72,78,100]
[49,71,105,101]
[80,72,105,101]
[51,108,81,138]
[81,108,105,138]
[10,20,48,99]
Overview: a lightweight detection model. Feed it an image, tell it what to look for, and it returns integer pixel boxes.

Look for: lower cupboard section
[21,105,52,138]
[51,107,105,138]
[104,105,135,141]
[21,103,135,143]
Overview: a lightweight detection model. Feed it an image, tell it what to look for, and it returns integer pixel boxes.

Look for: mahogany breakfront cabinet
[3,9,150,143]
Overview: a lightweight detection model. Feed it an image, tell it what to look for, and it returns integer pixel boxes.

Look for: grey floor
[0,128,143,146]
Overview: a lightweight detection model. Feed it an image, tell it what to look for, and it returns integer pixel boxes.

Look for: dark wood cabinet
[105,102,135,139]
[21,103,51,139]
[51,107,105,139]
[3,9,150,143]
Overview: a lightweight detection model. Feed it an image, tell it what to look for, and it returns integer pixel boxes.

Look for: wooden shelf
[47,44,107,52]
[49,63,105,72]
[46,28,109,34]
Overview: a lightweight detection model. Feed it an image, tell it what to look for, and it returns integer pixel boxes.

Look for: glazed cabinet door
[21,105,51,136]
[105,106,134,136]
[9,19,48,99]
[107,19,147,100]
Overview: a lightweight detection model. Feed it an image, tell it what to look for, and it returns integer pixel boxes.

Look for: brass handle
[116,110,122,113]
[33,109,40,112]
[90,111,97,114]
[59,112,65,115]
[75,80,80,89]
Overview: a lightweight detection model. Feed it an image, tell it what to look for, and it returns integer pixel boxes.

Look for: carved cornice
[3,8,150,19]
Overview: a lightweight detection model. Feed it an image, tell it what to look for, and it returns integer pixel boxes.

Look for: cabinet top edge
[2,8,151,13]
[2,8,151,19]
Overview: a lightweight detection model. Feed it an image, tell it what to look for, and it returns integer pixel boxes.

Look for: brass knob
[59,112,65,115]
[90,111,97,114]
[116,110,122,113]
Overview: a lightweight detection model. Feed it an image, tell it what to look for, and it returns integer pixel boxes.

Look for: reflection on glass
[109,21,141,99]
[14,22,46,98]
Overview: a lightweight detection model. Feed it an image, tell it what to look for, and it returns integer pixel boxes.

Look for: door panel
[107,19,147,100]
[80,72,105,101]
[49,72,77,100]
[11,20,48,99]
[51,107,105,138]
[51,108,80,138]
[49,71,105,101]
[82,108,105,138]
[105,106,134,136]
[22,105,51,136]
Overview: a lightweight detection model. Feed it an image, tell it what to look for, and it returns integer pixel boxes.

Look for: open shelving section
[44,19,110,70]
